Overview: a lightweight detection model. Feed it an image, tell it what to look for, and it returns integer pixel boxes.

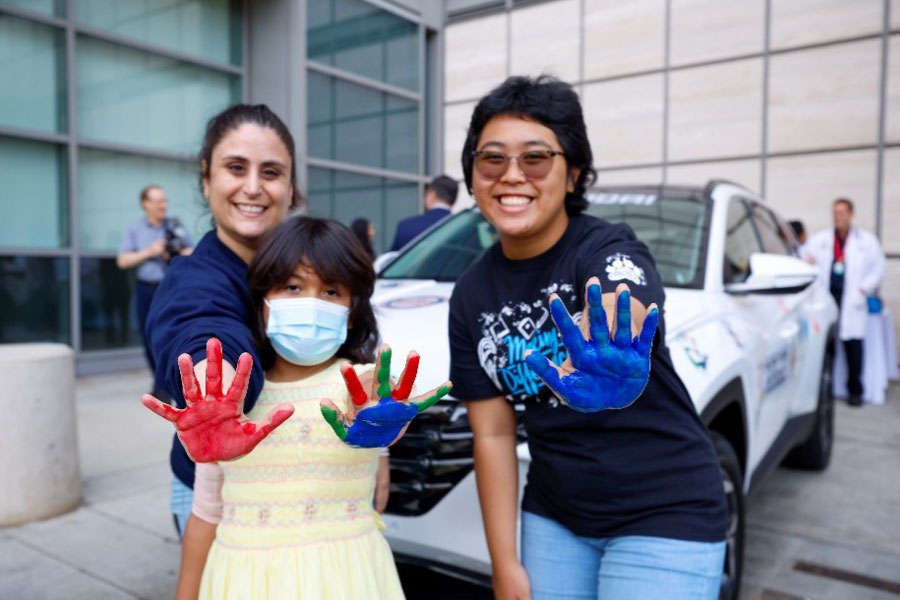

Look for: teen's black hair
[198,104,303,209]
[248,216,378,369]
[461,75,597,216]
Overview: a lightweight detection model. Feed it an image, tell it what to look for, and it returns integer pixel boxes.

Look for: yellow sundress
[198,361,405,600]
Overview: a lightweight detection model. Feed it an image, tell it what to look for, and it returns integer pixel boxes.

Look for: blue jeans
[521,511,725,600]
[171,475,193,538]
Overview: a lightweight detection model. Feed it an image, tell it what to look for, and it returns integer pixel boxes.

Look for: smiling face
[471,115,579,259]
[203,123,294,263]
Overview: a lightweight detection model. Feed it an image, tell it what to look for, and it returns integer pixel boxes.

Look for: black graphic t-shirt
[449,214,727,541]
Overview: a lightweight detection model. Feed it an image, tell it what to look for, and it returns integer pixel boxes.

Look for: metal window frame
[0,4,243,75]
[303,0,435,253]
[0,0,246,370]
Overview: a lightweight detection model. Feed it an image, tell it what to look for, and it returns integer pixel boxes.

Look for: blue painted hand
[319,345,453,448]
[525,277,659,413]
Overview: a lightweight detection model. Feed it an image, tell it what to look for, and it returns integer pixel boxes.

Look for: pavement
[1,369,899,600]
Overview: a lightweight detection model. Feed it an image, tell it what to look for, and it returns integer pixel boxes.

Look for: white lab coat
[804,227,885,340]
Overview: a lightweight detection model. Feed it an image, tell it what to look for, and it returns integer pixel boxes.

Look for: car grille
[386,397,526,516]
[386,398,474,515]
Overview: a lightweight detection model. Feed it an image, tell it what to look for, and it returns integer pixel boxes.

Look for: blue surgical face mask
[265,297,349,366]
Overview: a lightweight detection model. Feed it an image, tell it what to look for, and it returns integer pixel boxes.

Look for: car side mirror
[724,252,817,295]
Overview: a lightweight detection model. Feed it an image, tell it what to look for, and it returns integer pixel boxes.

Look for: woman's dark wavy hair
[198,103,304,210]
[461,75,597,216]
[247,216,378,370]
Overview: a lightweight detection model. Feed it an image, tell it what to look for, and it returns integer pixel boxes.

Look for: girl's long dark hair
[248,216,378,369]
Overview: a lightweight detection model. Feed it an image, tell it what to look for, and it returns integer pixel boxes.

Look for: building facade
[3,0,898,372]
[443,0,900,344]
[0,0,443,373]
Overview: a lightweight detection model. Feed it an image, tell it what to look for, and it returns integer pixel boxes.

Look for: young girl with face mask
[156,215,450,600]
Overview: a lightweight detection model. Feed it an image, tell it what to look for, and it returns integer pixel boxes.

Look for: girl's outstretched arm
[175,514,217,600]
[175,461,223,600]
[374,454,390,513]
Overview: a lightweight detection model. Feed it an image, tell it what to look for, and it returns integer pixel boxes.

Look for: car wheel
[712,431,744,600]
[783,347,834,470]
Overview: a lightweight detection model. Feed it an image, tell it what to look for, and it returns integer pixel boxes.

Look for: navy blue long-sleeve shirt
[146,230,264,489]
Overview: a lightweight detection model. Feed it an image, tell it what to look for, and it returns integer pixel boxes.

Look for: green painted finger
[412,384,452,414]
[376,347,393,398]
[319,405,347,441]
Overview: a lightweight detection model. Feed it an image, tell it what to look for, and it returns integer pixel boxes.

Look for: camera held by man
[163,217,192,263]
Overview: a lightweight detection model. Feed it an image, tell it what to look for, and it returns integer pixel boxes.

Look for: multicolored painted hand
[141,337,294,462]
[525,277,659,413]
[319,346,452,448]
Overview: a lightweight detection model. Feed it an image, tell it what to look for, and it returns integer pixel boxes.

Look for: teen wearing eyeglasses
[448,76,728,600]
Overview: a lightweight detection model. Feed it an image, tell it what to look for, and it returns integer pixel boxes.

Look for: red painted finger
[243,403,295,449]
[205,337,224,399]
[141,394,181,423]
[224,352,254,409]
[341,362,368,406]
[391,352,420,400]
[178,354,203,406]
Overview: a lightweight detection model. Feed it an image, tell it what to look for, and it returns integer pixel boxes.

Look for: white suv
[373,181,838,600]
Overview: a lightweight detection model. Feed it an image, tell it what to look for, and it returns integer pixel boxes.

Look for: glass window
[380,210,496,282]
[307,0,419,91]
[587,192,709,288]
[308,72,419,173]
[0,14,65,133]
[74,0,242,66]
[751,203,792,256]
[76,36,239,154]
[381,193,711,288]
[0,255,70,344]
[724,198,761,283]
[308,167,419,255]
[78,148,207,251]
[80,257,141,350]
[0,0,63,17]
[0,136,67,248]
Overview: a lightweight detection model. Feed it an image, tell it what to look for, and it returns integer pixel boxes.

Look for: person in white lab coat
[805,198,885,406]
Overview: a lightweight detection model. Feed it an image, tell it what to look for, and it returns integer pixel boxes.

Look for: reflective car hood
[373,279,457,393]
[372,280,711,394]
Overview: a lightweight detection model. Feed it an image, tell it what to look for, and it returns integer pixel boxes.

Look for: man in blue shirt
[117,184,192,369]
[390,175,458,251]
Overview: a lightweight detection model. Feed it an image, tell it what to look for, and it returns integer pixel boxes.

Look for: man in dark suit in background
[390,175,458,251]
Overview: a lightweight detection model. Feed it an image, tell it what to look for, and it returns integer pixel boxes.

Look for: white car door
[721,197,796,466]
[748,202,818,417]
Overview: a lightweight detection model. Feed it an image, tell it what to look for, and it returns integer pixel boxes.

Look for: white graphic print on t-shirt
[477,281,580,406]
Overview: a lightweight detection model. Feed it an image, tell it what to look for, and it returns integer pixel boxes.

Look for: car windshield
[380,190,709,288]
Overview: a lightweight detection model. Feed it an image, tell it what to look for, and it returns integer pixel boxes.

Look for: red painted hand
[141,337,294,462]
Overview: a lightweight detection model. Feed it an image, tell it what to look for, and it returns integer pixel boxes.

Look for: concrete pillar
[0,344,81,525]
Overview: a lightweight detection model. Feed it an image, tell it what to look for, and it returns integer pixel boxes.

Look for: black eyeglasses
[471,149,566,181]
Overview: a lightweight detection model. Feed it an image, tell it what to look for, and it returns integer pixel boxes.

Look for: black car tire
[713,431,744,600]
[783,347,834,470]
